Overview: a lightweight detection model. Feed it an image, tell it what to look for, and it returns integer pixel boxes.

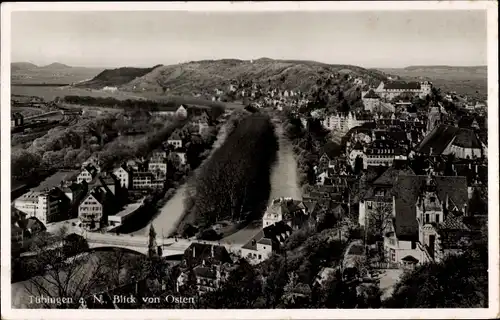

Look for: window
[411,241,416,249]
[367,202,372,210]
[425,214,430,224]
[430,197,436,203]
[258,255,262,259]
[435,214,440,223]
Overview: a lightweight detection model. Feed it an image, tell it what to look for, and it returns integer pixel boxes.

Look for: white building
[374,81,432,100]
[113,166,131,189]
[13,189,68,225]
[322,112,373,135]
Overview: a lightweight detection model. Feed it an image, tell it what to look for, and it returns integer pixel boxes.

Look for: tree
[384,243,487,308]
[23,227,109,308]
[367,202,393,255]
[148,224,157,258]
[11,149,42,179]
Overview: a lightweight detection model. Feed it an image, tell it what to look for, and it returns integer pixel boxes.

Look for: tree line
[61,95,225,121]
[184,113,278,227]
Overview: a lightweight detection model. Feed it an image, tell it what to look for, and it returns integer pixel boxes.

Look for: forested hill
[75,65,164,89]
[76,58,388,95]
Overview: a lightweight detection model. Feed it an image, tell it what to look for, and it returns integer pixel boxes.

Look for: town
[10,70,489,309]
[6,7,492,313]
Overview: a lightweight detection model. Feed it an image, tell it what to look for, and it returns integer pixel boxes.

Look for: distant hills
[11,62,73,71]
[11,60,487,101]
[11,62,105,85]
[76,58,388,96]
[375,65,487,100]
[375,65,487,80]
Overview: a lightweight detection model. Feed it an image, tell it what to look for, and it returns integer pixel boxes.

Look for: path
[131,119,231,237]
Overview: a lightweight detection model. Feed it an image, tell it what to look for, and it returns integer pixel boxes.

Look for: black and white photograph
[1,1,498,319]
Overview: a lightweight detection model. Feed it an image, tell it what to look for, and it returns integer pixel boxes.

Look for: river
[268,121,301,201]
[222,117,301,245]
[131,120,230,236]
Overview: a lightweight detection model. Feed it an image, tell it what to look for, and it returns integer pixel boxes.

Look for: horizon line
[11,58,488,71]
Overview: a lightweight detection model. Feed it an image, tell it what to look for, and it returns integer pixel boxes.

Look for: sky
[10,10,487,69]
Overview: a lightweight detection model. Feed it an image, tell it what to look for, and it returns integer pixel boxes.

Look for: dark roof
[439,212,470,231]
[373,167,415,186]
[363,89,380,99]
[392,175,428,241]
[87,188,107,205]
[184,243,232,266]
[434,176,468,211]
[401,255,419,263]
[392,174,468,241]
[263,220,293,242]
[321,142,342,160]
[25,217,46,233]
[416,125,482,155]
[384,81,421,90]
[453,128,482,149]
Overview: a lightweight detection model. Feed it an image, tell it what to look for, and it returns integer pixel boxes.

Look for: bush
[197,228,222,241]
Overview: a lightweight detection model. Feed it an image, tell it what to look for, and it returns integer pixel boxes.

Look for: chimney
[192,245,196,258]
[475,165,478,173]
[211,245,214,258]
[429,147,433,156]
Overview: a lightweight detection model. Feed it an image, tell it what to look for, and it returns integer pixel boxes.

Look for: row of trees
[61,95,225,121]
[184,113,278,226]
[282,111,332,187]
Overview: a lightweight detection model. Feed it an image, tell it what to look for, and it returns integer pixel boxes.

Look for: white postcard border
[1,1,498,319]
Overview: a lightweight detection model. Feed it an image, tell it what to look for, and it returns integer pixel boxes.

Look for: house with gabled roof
[77,164,99,184]
[78,187,113,231]
[176,243,234,293]
[384,173,472,266]
[166,131,184,149]
[240,221,293,265]
[113,165,132,189]
[262,198,309,229]
[362,89,381,112]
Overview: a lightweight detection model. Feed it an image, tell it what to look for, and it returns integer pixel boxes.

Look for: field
[11,86,147,102]
[12,85,245,110]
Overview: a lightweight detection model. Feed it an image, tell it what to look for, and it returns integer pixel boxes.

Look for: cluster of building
[12,111,215,237]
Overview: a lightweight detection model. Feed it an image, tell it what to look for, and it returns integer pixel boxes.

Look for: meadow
[12,85,245,110]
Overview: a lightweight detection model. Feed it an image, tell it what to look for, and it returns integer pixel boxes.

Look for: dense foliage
[75,65,163,88]
[11,113,186,178]
[185,113,278,226]
[62,96,225,120]
[384,242,488,308]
